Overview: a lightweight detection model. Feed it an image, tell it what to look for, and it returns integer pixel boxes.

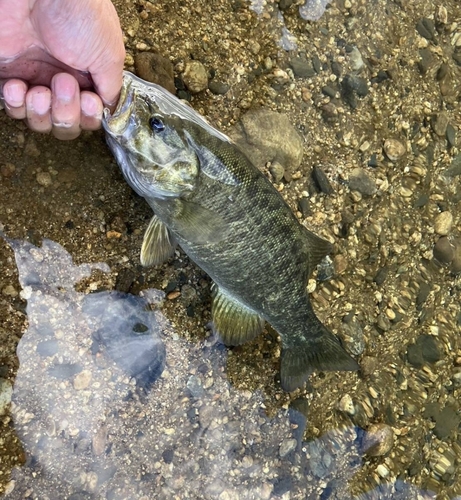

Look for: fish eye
[150,117,165,133]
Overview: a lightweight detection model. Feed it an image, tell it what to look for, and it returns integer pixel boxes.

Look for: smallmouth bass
[103,71,358,392]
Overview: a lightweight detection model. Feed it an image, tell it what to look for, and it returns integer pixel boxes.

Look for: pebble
[348,47,364,72]
[182,60,208,93]
[269,162,285,182]
[424,403,460,440]
[433,236,454,264]
[2,285,18,297]
[416,17,436,41]
[298,198,310,218]
[434,211,453,236]
[134,52,176,94]
[338,393,355,416]
[383,138,406,162]
[431,112,449,137]
[279,438,297,457]
[0,162,16,177]
[376,463,390,479]
[361,423,394,457]
[446,124,456,148]
[341,74,368,108]
[208,81,229,95]
[407,334,442,368]
[73,370,92,390]
[228,109,303,172]
[348,167,376,196]
[418,48,433,75]
[450,238,461,273]
[0,378,13,415]
[312,165,334,194]
[36,171,52,187]
[289,57,315,78]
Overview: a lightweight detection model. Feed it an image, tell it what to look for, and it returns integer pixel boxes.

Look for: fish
[102,71,359,392]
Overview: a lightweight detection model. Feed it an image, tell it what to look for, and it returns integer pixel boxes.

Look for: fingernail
[81,92,102,118]
[31,91,50,115]
[4,83,24,107]
[52,74,77,103]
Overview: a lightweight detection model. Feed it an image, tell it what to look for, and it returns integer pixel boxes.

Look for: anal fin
[212,285,265,346]
[140,215,176,267]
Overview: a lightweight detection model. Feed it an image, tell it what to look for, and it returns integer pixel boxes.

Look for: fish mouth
[102,74,135,136]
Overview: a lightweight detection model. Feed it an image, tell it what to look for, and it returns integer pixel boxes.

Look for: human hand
[0,0,125,140]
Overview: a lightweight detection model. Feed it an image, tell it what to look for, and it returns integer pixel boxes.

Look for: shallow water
[1,0,461,498]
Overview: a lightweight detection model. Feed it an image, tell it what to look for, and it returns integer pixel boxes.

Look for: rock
[341,74,368,108]
[361,423,394,457]
[418,48,433,75]
[434,211,453,235]
[289,57,315,78]
[279,438,297,457]
[73,369,92,390]
[433,236,454,264]
[416,18,436,41]
[349,47,364,72]
[269,162,285,182]
[450,238,461,274]
[36,172,52,187]
[298,198,310,218]
[338,393,355,416]
[279,0,295,10]
[407,334,443,368]
[312,166,334,194]
[0,378,13,415]
[134,52,176,95]
[349,168,376,196]
[321,86,337,98]
[182,61,208,94]
[383,138,406,162]
[431,112,449,137]
[446,124,456,148]
[228,109,303,173]
[425,404,460,440]
[208,81,229,95]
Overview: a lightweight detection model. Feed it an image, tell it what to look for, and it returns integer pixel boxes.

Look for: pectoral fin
[171,199,229,245]
[140,215,176,266]
[212,285,265,346]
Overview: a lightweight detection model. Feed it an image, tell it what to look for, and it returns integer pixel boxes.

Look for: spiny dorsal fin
[211,284,265,346]
[302,227,333,270]
[140,215,176,267]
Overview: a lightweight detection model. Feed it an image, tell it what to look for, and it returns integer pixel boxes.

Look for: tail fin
[280,312,359,392]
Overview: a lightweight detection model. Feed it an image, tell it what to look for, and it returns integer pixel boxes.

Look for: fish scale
[103,71,359,392]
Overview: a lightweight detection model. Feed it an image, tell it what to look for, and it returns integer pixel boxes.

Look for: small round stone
[182,61,208,94]
[36,171,52,187]
[383,138,406,162]
[433,237,454,264]
[434,211,453,236]
[338,393,355,415]
[279,438,297,457]
[362,423,394,457]
[73,370,92,390]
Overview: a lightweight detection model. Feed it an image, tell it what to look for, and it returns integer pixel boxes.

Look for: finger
[88,1,126,109]
[50,73,81,140]
[25,86,52,133]
[2,79,28,120]
[80,91,103,131]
